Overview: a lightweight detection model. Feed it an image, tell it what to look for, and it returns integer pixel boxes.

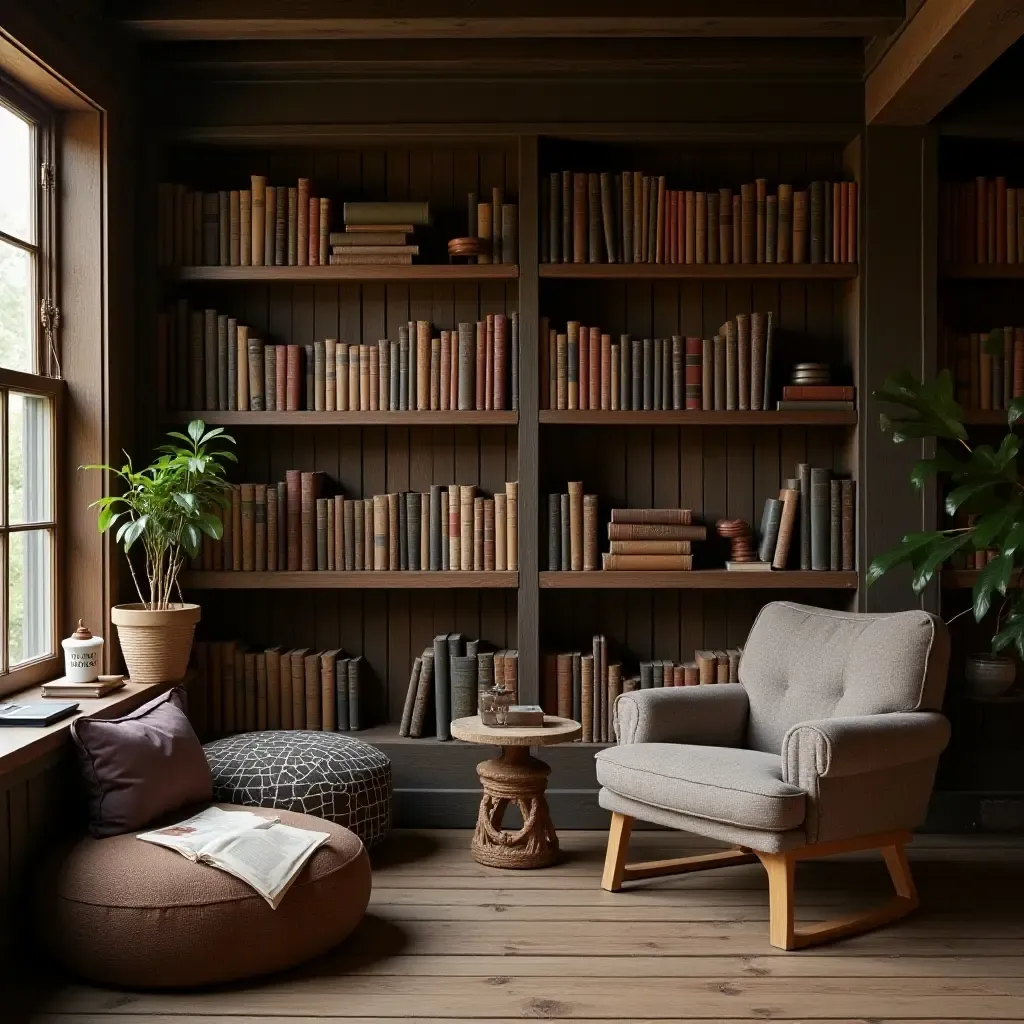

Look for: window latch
[40,299,62,378]
[40,162,55,191]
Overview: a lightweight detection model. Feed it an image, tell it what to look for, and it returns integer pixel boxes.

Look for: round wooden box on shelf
[451,715,581,869]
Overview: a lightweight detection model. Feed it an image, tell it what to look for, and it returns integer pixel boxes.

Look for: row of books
[948,327,1024,410]
[539,315,777,412]
[546,500,707,572]
[940,178,1024,267]
[541,172,859,265]
[156,177,336,269]
[543,643,744,741]
[194,478,519,573]
[465,189,519,264]
[755,467,856,572]
[399,640,518,739]
[189,641,365,740]
[157,302,520,414]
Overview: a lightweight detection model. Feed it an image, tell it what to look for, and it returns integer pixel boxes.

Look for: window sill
[0,677,174,778]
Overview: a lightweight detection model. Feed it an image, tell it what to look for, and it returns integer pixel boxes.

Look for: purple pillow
[71,687,212,838]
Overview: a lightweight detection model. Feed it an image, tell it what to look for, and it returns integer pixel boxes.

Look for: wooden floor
[18,829,1024,1022]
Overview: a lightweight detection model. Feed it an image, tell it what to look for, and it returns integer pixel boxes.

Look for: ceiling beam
[866,0,1024,124]
[107,0,905,41]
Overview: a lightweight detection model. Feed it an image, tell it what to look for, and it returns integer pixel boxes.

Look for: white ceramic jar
[61,620,104,683]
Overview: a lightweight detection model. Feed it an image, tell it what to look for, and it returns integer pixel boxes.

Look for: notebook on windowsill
[0,701,79,726]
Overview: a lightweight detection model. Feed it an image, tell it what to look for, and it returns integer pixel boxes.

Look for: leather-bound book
[600,331,612,410]
[296,471,319,571]
[714,653,730,685]
[342,498,355,570]
[632,171,644,263]
[448,484,461,570]
[762,312,775,410]
[264,342,276,412]
[432,634,452,740]
[397,493,408,569]
[718,187,733,263]
[713,333,725,410]
[319,198,330,265]
[648,180,659,263]
[495,491,507,571]
[409,651,434,738]
[201,192,219,266]
[570,172,587,263]
[797,463,811,571]
[577,322,588,411]
[322,338,336,412]
[228,190,241,266]
[586,172,600,263]
[266,486,278,572]
[765,195,777,263]
[793,190,808,264]
[607,522,705,540]
[602,553,693,570]
[262,184,276,267]
[286,186,298,265]
[833,181,843,263]
[450,654,478,722]
[567,321,579,410]
[650,337,660,409]
[841,479,856,571]
[755,178,767,262]
[701,337,713,411]
[809,180,824,263]
[399,657,422,737]
[416,320,431,411]
[740,182,755,263]
[547,493,561,570]
[388,493,401,571]
[560,493,571,570]
[548,172,560,262]
[622,171,633,264]
[579,654,594,742]
[316,497,329,571]
[347,656,362,730]
[240,484,255,572]
[307,195,320,266]
[317,650,337,731]
[773,486,799,570]
[274,186,287,265]
[1015,327,1024,398]
[493,314,508,411]
[700,191,716,264]
[830,478,842,571]
[188,310,204,410]
[666,190,677,263]
[750,312,766,411]
[483,315,495,411]
[296,178,310,266]
[202,308,217,411]
[506,481,518,572]
[214,190,229,267]
[311,340,325,412]
[567,481,584,571]
[285,344,301,411]
[429,484,443,571]
[483,498,495,571]
[693,190,706,264]
[846,181,858,263]
[777,184,793,263]
[250,175,266,267]
[590,326,601,411]
[352,498,365,570]
[639,662,654,689]
[397,325,409,410]
[599,172,616,262]
[810,467,830,570]
[474,320,487,411]
[247,333,264,411]
[457,322,475,411]
[556,653,573,719]
[736,314,751,411]
[609,540,691,554]
[460,485,475,571]
[241,651,257,731]
[230,486,242,570]
[254,485,267,572]
[426,333,439,411]
[683,190,695,264]
[407,491,421,571]
[302,652,321,730]
[560,170,573,264]
[583,494,599,571]
[616,335,627,411]
[358,344,370,411]
[491,186,503,265]
[629,335,641,411]
[824,181,832,263]
[639,177,650,262]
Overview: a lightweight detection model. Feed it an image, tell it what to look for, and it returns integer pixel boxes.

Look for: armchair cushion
[595,743,805,833]
[613,684,749,746]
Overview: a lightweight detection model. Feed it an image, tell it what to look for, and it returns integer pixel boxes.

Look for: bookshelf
[148,131,863,825]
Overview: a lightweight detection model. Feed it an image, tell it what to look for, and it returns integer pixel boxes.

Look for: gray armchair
[597,601,951,950]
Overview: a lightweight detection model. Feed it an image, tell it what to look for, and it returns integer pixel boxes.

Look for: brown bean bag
[38,803,370,988]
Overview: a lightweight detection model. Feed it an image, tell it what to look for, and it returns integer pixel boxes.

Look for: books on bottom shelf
[138,806,330,909]
[541,638,742,743]
[399,638,518,740]
[190,641,365,740]
[753,464,855,572]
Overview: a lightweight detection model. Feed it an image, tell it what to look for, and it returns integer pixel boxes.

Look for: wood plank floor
[18,829,1024,1022]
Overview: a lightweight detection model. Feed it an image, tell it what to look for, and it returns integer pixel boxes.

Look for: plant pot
[110,603,201,683]
[964,653,1016,698]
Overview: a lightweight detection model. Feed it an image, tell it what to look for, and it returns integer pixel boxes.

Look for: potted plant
[87,420,236,682]
[868,356,1022,695]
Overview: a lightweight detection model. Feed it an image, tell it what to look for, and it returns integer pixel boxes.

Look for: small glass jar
[479,682,515,726]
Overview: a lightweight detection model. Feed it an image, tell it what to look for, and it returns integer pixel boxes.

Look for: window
[0,78,61,694]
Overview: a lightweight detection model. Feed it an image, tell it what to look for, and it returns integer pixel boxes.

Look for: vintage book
[583,493,599,571]
[285,649,307,730]
[286,186,298,265]
[482,498,496,571]
[556,653,573,719]
[809,180,824,263]
[253,485,268,572]
[717,187,732,263]
[602,554,693,570]
[262,185,276,267]
[407,652,433,739]
[341,201,432,230]
[567,322,579,410]
[567,480,584,571]
[841,478,856,571]
[388,493,401,571]
[505,481,519,572]
[560,493,571,570]
[611,508,692,524]
[249,175,266,267]
[793,189,808,264]
[797,463,812,571]
[314,497,327,571]
[758,497,783,563]
[448,484,461,570]
[713,334,725,410]
[829,478,842,571]
[265,486,278,572]
[547,493,561,570]
[202,308,217,411]
[724,320,738,411]
[246,333,264,412]
[495,491,508,571]
[608,540,692,554]
[262,342,276,412]
[782,385,855,401]
[460,485,475,571]
[431,634,452,741]
[450,654,478,722]
[765,194,777,263]
[228,189,241,266]
[702,337,713,412]
[457,322,475,411]
[299,472,322,572]
[548,173,561,262]
[810,467,831,571]
[273,185,287,265]
[494,314,509,410]
[773,487,799,570]
[762,312,775,410]
[239,484,255,572]
[754,178,767,263]
[735,314,750,411]
[284,344,301,412]
[740,182,755,263]
[294,178,310,267]
[777,184,793,263]
[607,523,706,541]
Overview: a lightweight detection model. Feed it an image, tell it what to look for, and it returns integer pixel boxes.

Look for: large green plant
[86,420,236,610]
[868,343,1024,657]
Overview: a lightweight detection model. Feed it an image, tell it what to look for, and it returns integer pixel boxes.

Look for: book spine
[841,478,856,571]
[549,173,560,263]
[460,486,475,572]
[399,657,422,737]
[572,172,587,263]
[286,344,301,411]
[240,484,255,571]
[809,180,824,263]
[601,554,693,570]
[510,312,519,412]
[457,322,475,410]
[547,493,560,570]
[798,462,812,570]
[506,481,518,571]
[610,508,692,525]
[830,478,842,571]
[607,523,705,541]
[263,342,276,412]
[235,324,250,411]
[254,485,267,572]
[713,334,725,411]
[583,493,599,571]
[740,182,755,263]
[777,184,792,263]
[793,189,808,264]
[231,486,242,570]
[765,194,777,264]
[701,338,713,411]
[316,497,328,571]
[287,186,298,265]
[248,334,265,411]
[736,314,750,411]
[266,486,278,572]
[388,493,400,571]
[755,178,767,263]
[250,175,266,267]
[608,540,691,554]
[810,467,830,570]
[299,473,317,571]
[773,488,799,570]
[274,186,287,265]
[750,313,766,411]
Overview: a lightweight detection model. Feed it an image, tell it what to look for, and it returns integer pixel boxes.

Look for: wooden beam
[866,0,1024,125]
[109,0,904,41]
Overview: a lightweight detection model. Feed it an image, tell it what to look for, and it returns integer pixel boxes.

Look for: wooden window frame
[0,76,63,696]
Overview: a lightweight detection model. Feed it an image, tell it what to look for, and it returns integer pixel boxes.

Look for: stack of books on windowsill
[328,202,431,266]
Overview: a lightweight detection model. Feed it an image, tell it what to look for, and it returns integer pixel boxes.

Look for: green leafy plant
[869,333,1024,657]
[85,420,236,610]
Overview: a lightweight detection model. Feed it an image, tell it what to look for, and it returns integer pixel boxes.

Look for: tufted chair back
[738,602,950,755]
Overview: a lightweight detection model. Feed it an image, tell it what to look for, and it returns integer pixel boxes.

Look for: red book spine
[275,344,287,410]
[589,327,600,410]
[600,332,611,410]
[286,469,301,571]
[286,345,302,411]
[493,314,507,410]
[782,385,855,401]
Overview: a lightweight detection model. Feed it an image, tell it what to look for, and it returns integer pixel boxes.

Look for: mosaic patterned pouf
[204,731,392,848]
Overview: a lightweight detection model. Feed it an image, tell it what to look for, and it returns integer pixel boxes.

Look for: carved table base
[470,745,559,869]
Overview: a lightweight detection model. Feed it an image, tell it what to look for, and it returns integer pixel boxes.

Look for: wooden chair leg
[760,851,796,950]
[601,812,633,891]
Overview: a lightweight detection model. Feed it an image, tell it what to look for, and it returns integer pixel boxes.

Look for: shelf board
[539,263,857,281]
[163,410,518,427]
[539,570,859,590]
[963,410,1012,427]
[181,570,518,589]
[540,409,857,427]
[166,264,519,283]
[943,265,1024,280]
[941,569,1022,590]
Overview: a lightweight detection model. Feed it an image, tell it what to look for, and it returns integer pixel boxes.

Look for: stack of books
[776,362,854,412]
[540,313,775,412]
[195,478,519,575]
[603,509,706,571]
[190,641,363,740]
[399,640,517,739]
[542,170,859,265]
[329,201,430,266]
[756,463,856,572]
[949,326,1024,410]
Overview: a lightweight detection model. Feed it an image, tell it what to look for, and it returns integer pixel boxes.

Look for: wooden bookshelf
[540,570,859,590]
[168,264,519,282]
[539,263,858,281]
[164,410,519,427]
[941,568,1022,589]
[963,410,1012,426]
[540,410,856,426]
[181,571,519,590]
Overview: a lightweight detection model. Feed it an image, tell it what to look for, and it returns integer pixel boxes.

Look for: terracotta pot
[964,653,1016,698]
[110,603,201,683]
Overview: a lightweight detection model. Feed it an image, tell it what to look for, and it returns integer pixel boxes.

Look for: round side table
[451,715,581,869]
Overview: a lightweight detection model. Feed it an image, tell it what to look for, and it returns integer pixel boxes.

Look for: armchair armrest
[614,685,749,746]
[782,712,950,784]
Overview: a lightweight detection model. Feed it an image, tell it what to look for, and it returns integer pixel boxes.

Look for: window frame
[0,76,63,695]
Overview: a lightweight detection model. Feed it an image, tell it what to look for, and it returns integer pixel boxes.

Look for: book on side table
[138,806,330,909]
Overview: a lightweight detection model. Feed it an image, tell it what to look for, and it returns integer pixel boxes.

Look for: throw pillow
[72,687,213,838]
